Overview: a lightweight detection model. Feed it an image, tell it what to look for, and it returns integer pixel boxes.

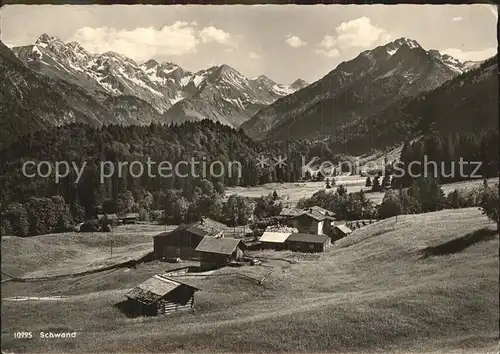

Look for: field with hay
[1,207,498,353]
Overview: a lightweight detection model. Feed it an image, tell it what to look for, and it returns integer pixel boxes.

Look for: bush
[480,182,499,231]
[378,190,402,219]
[2,202,30,237]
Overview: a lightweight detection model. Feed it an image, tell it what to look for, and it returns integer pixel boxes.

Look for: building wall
[291,216,323,235]
[262,242,286,250]
[199,252,228,270]
[156,246,199,260]
[158,297,194,315]
[317,221,324,235]
[330,229,348,242]
[285,240,328,253]
[234,247,244,260]
[154,230,204,260]
[287,219,300,229]
[198,247,244,270]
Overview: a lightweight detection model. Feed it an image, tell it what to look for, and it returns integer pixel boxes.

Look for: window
[309,244,314,250]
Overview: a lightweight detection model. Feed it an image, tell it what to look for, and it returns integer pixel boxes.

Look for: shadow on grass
[419,228,498,259]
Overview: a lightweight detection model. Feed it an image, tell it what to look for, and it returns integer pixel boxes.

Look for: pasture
[1,208,498,353]
[226,177,498,207]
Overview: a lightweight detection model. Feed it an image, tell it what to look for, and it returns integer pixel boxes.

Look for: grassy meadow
[1,207,498,353]
[225,176,498,207]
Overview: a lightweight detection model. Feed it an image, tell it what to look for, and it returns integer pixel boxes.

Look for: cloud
[443,47,497,62]
[199,26,237,48]
[285,35,306,48]
[249,51,260,59]
[69,22,236,62]
[316,17,391,57]
[314,48,340,58]
[451,16,463,22]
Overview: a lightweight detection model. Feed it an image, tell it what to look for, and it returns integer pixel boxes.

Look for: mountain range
[240,37,485,141]
[1,34,494,153]
[9,34,308,128]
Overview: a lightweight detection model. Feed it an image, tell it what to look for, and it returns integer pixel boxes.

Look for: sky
[1,4,497,84]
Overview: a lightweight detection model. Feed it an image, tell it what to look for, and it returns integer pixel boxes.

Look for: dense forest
[0,112,497,237]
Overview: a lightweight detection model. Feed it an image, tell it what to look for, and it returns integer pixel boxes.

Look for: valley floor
[225,177,499,207]
[1,208,498,353]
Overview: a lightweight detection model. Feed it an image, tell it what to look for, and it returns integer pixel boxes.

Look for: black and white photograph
[0,2,499,353]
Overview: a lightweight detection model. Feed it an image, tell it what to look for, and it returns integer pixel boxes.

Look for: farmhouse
[285,233,331,252]
[288,210,328,235]
[123,274,199,317]
[195,236,246,270]
[331,224,353,242]
[153,217,227,260]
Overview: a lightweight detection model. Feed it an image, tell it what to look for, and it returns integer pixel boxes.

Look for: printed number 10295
[14,332,33,339]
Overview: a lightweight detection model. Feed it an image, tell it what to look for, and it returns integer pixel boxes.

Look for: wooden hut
[331,224,353,242]
[123,274,199,317]
[119,213,140,224]
[195,236,246,270]
[285,233,331,252]
[259,231,293,250]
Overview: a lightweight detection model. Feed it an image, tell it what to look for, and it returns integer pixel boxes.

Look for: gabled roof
[259,231,292,243]
[153,223,190,238]
[125,274,199,305]
[286,233,329,244]
[293,210,327,221]
[189,217,226,236]
[279,208,305,217]
[195,236,244,255]
[308,206,336,217]
[186,225,212,237]
[154,218,226,239]
[335,225,353,235]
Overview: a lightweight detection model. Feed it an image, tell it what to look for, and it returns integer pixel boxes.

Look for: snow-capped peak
[385,37,422,56]
[11,33,308,128]
[427,49,471,74]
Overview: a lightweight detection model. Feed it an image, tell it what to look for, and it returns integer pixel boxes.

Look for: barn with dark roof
[153,217,227,260]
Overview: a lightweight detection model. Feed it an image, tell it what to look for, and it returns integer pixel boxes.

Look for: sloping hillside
[1,208,498,353]
[0,41,104,150]
[0,41,168,150]
[241,38,463,141]
[332,55,498,154]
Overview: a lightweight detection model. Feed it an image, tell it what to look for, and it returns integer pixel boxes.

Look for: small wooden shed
[285,233,331,252]
[195,236,246,270]
[123,274,200,317]
[259,231,292,250]
[119,213,140,224]
[331,224,353,242]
